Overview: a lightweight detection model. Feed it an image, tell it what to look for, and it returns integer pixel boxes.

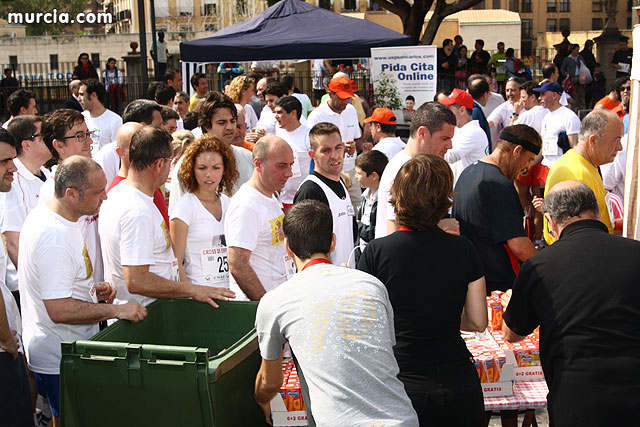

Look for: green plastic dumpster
[60,299,268,427]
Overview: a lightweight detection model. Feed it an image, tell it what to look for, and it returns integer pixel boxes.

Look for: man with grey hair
[63,79,83,112]
[375,101,458,238]
[19,156,147,424]
[225,135,294,301]
[543,109,623,244]
[502,180,640,427]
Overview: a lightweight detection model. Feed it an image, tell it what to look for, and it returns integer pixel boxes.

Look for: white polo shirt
[2,157,51,234]
[307,101,361,171]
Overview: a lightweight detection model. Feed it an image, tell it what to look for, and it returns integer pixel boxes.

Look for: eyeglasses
[621,86,631,91]
[62,131,93,143]
[27,133,41,141]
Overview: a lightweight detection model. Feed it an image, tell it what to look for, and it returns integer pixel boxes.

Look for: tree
[0,0,87,35]
[373,0,484,45]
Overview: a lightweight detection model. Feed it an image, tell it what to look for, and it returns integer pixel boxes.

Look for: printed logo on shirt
[269,214,285,245]
[161,220,172,249]
[82,242,93,279]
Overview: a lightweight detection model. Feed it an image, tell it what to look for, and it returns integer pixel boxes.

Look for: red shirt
[107,175,170,229]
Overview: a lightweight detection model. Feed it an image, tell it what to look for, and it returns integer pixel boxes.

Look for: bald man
[225,135,294,301]
[502,180,640,427]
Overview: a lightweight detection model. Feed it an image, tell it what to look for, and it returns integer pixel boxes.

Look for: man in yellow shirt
[544,110,623,244]
[189,73,208,111]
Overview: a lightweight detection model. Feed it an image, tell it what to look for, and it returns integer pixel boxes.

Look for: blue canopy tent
[179,0,412,92]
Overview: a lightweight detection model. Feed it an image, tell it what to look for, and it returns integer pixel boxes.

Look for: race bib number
[171,258,180,282]
[291,155,302,178]
[343,152,356,171]
[542,136,559,157]
[619,63,631,74]
[283,254,297,280]
[496,65,506,75]
[200,246,229,287]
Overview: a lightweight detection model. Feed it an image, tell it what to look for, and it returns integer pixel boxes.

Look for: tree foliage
[372,0,483,45]
[0,0,89,35]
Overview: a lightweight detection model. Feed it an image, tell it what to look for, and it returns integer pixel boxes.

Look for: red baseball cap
[328,76,355,99]
[364,108,397,125]
[439,88,474,110]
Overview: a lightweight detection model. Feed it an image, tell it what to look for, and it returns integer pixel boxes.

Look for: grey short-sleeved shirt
[256,263,418,427]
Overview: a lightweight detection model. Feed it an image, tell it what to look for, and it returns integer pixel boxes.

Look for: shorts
[34,372,61,417]
[517,162,549,188]
[0,352,33,426]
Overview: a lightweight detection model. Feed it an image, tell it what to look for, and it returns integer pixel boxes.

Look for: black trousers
[0,352,33,427]
[399,359,485,427]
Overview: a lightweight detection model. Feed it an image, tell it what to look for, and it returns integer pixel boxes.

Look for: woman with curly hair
[357,154,487,427]
[227,75,258,130]
[169,135,239,287]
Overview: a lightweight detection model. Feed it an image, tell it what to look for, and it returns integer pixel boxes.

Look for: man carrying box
[254,200,418,426]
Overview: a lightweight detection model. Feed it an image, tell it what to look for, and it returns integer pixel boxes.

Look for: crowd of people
[0,48,637,427]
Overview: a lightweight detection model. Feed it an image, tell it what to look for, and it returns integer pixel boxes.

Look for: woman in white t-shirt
[228,75,258,131]
[169,135,239,287]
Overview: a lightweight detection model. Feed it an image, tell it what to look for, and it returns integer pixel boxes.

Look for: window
[592,17,603,30]
[559,0,569,12]
[236,0,248,15]
[493,0,501,8]
[91,53,100,66]
[343,0,357,11]
[592,1,602,11]
[203,3,218,16]
[509,0,518,11]
[178,0,192,16]
[521,40,533,57]
[204,23,218,31]
[319,0,332,9]
[49,54,59,70]
[547,0,556,12]
[521,0,532,12]
[521,19,532,38]
[559,18,570,30]
[155,0,169,18]
[546,18,557,31]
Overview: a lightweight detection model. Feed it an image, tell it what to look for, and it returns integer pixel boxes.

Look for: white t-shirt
[276,123,311,204]
[2,157,51,233]
[156,40,168,63]
[99,183,177,307]
[445,120,489,185]
[482,92,505,117]
[292,93,313,118]
[82,109,123,156]
[313,59,328,90]
[94,142,120,188]
[601,134,628,203]
[373,136,406,161]
[375,151,411,238]
[256,105,278,135]
[19,205,98,374]
[170,192,230,287]
[0,236,21,354]
[514,105,549,135]
[487,101,517,148]
[540,106,581,168]
[307,101,361,171]
[224,184,287,301]
[191,127,203,138]
[38,170,104,282]
[244,103,258,131]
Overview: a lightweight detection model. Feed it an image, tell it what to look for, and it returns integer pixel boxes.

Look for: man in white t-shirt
[256,82,286,136]
[95,99,163,190]
[3,115,52,275]
[20,156,147,424]
[255,200,419,427]
[38,109,104,282]
[100,126,235,309]
[293,122,356,266]
[169,92,253,212]
[0,128,32,427]
[2,89,37,129]
[365,107,406,161]
[440,89,489,184]
[375,102,458,238]
[307,75,362,208]
[534,82,581,173]
[225,135,294,301]
[280,74,313,118]
[488,78,521,149]
[274,96,311,209]
[513,81,549,134]
[79,79,123,156]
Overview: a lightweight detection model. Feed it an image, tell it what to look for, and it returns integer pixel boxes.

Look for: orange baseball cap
[364,108,397,125]
[328,76,355,99]
[439,88,474,110]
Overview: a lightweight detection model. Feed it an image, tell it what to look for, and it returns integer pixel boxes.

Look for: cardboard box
[270,394,308,427]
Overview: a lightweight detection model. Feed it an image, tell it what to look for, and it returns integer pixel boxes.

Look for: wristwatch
[512,112,519,117]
